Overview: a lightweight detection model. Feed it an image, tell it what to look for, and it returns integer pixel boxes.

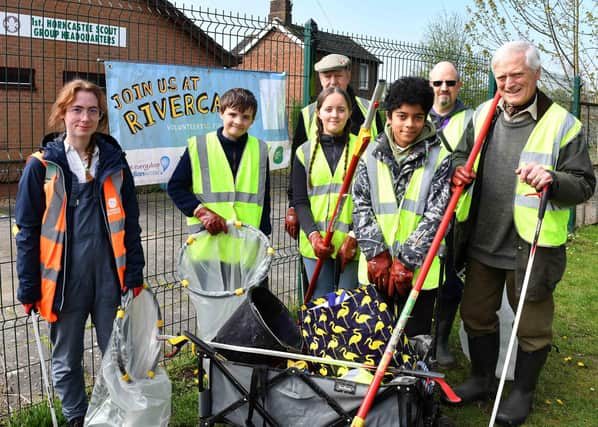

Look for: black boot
[435,299,459,367]
[447,332,499,404]
[496,345,550,426]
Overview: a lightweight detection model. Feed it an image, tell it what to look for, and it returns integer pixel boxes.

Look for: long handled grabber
[160,332,460,402]
[31,311,59,427]
[351,91,502,427]
[488,186,550,427]
[304,79,386,303]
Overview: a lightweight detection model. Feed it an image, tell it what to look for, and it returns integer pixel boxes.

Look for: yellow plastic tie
[122,373,130,382]
[156,319,164,328]
[186,236,195,245]
[267,247,275,255]
[234,288,245,296]
[12,224,19,237]
[234,220,242,228]
[147,370,155,379]
[116,308,125,319]
[181,279,189,287]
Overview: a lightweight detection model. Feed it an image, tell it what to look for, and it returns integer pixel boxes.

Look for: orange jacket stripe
[102,172,127,290]
[30,152,128,321]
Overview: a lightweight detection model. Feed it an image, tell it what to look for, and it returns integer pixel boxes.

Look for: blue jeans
[302,257,358,299]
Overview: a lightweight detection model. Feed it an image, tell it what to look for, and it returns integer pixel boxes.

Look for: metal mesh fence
[0,0,491,419]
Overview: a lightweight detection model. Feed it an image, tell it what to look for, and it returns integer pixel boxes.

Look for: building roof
[156,0,239,66]
[233,19,381,64]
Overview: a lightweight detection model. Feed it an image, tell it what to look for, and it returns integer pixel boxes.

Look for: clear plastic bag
[85,288,171,426]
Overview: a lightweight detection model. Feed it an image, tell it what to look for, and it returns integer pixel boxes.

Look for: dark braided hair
[307,86,352,189]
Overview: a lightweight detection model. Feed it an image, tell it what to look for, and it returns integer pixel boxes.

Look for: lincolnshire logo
[3,15,19,33]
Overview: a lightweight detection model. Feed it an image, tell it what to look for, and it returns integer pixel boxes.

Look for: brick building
[0,0,236,187]
[233,0,381,108]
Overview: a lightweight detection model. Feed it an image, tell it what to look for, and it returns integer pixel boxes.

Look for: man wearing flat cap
[285,53,384,239]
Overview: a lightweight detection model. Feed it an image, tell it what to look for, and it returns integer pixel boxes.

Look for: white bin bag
[85,287,171,426]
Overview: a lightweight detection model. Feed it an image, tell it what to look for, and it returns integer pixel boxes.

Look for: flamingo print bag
[298,284,419,377]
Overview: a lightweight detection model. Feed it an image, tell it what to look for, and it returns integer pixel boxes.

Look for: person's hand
[338,234,358,272]
[516,162,553,191]
[23,303,35,316]
[308,231,334,260]
[284,207,299,239]
[367,250,392,293]
[195,207,228,235]
[451,166,476,190]
[388,258,414,297]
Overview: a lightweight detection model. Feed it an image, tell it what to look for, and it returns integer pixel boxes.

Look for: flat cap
[314,54,351,72]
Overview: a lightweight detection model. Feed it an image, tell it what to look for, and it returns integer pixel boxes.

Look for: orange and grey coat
[15,133,144,322]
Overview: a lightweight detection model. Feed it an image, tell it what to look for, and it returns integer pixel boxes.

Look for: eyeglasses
[67,106,104,119]
[431,80,458,87]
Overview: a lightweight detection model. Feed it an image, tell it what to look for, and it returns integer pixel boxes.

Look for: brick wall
[0,0,228,183]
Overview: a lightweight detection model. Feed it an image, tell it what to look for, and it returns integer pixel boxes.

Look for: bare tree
[464,0,598,97]
[421,10,491,107]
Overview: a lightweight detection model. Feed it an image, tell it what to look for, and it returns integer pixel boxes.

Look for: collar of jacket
[429,98,469,122]
[39,132,126,182]
[373,121,439,167]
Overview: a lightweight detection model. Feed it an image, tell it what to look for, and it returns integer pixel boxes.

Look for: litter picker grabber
[351,91,502,427]
[161,331,460,403]
[31,311,59,427]
[488,186,550,427]
[304,79,386,303]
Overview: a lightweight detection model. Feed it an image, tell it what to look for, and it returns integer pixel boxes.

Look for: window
[359,63,369,90]
[1,67,35,89]
[63,71,106,89]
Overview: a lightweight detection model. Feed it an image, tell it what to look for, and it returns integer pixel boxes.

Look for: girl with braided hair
[291,86,359,299]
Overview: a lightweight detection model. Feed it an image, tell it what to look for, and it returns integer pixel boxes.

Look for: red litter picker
[351,91,502,426]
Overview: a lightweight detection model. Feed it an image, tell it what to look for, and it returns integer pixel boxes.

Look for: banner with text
[105,61,290,185]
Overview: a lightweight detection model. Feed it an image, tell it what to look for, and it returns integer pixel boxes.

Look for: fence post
[303,19,317,106]
[568,75,582,232]
[487,69,496,99]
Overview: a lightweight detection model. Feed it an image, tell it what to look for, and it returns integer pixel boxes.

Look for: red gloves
[23,303,35,315]
[389,258,414,297]
[367,250,392,292]
[451,166,476,190]
[195,206,228,235]
[284,207,299,239]
[308,232,334,260]
[337,235,358,272]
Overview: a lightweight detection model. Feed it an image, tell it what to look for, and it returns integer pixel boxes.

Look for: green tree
[464,0,598,97]
[421,10,490,107]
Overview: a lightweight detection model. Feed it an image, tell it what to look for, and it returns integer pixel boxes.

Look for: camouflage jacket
[351,124,451,271]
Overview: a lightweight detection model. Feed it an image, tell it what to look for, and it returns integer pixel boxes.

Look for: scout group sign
[105,61,290,185]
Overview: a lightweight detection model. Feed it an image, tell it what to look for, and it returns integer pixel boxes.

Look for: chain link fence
[0,0,493,420]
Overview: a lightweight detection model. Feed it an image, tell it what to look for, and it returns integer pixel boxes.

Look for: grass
[5,225,597,426]
[443,224,598,426]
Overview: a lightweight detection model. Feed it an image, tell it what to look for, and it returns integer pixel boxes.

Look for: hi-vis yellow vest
[455,100,581,246]
[430,109,474,153]
[357,142,449,289]
[187,132,268,233]
[301,97,378,141]
[296,135,358,260]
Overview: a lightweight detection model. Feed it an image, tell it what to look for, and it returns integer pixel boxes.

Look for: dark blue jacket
[16,132,145,310]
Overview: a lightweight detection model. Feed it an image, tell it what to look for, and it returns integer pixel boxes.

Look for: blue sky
[188,0,473,44]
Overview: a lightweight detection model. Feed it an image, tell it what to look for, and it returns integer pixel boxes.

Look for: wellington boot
[446,332,499,405]
[496,345,550,426]
[435,299,459,367]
